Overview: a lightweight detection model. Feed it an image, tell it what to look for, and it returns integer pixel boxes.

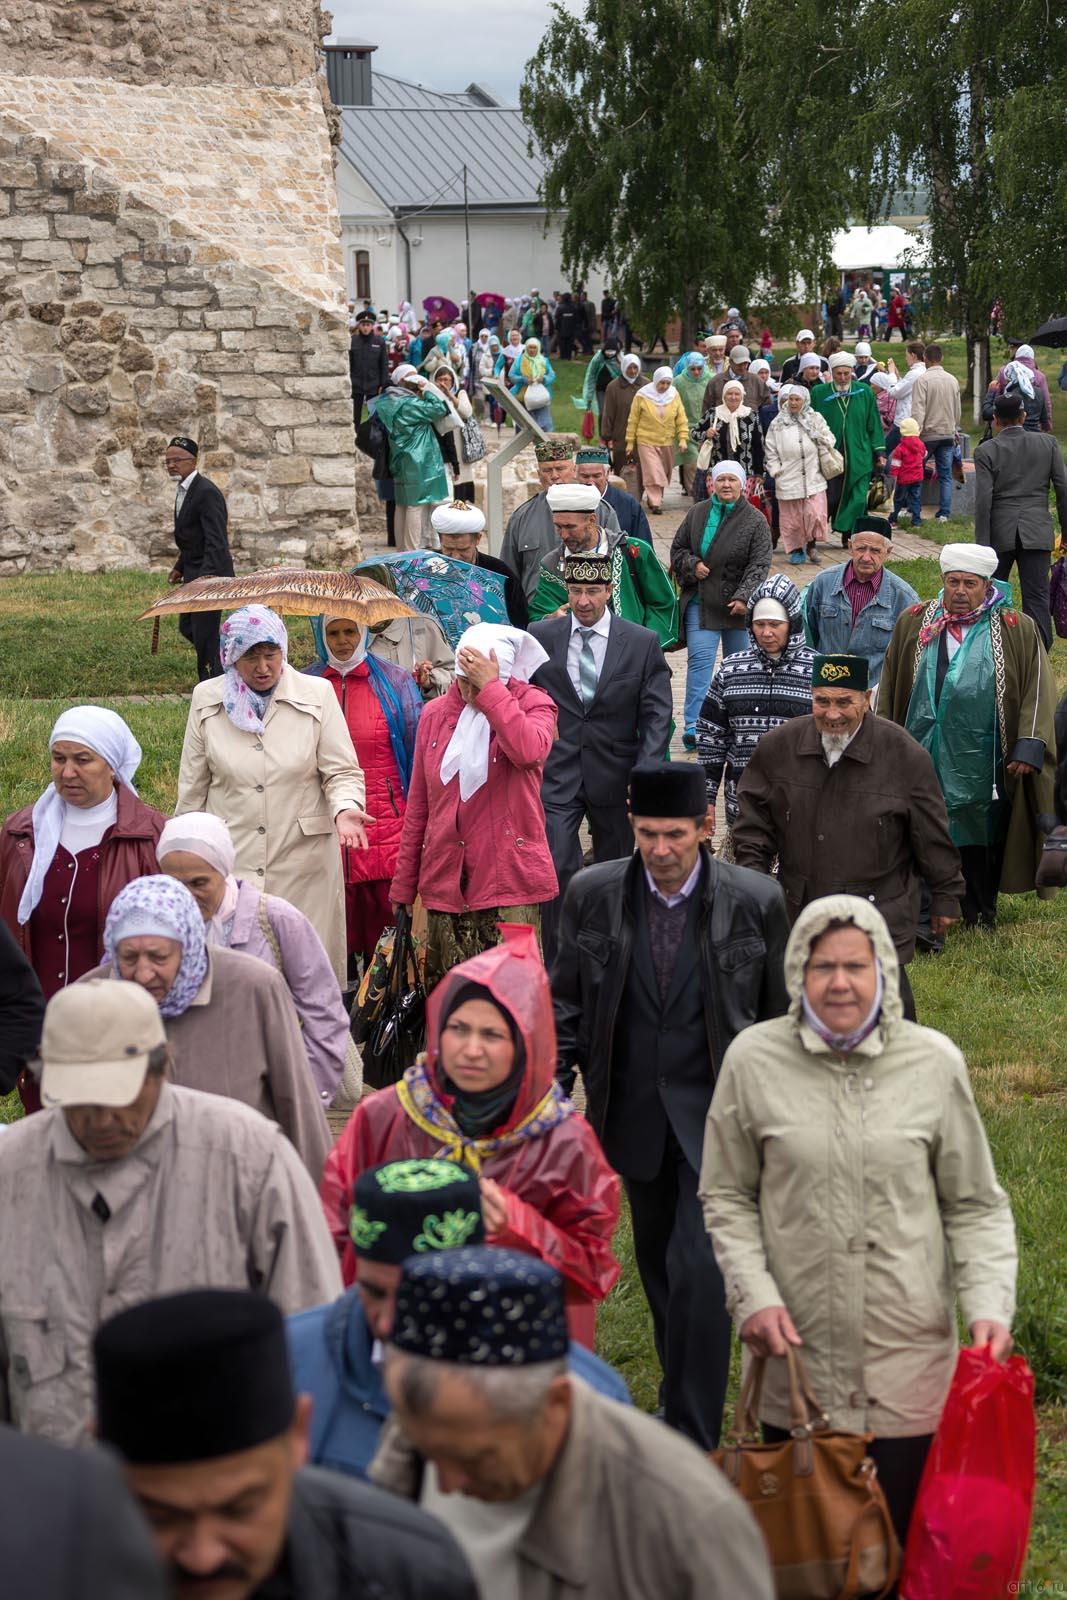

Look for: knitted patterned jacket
[697,574,815,821]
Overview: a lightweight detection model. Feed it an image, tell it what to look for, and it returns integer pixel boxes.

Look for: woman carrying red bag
[701,894,1018,1565]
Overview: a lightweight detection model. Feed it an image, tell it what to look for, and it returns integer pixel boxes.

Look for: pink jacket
[390,679,558,913]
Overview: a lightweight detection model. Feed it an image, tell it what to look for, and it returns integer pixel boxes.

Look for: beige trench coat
[700,895,1017,1438]
[176,664,365,979]
[371,1375,773,1599]
[369,614,455,699]
[0,1083,342,1445]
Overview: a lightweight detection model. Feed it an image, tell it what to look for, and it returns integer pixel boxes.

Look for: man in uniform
[733,652,965,1015]
[811,353,887,543]
[552,763,788,1450]
[530,555,673,962]
[528,484,678,648]
[165,435,234,680]
[879,543,1057,928]
[501,437,621,601]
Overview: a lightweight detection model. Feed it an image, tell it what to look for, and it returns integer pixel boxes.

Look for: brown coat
[598,375,642,471]
[370,1376,774,1600]
[81,949,331,1182]
[0,785,166,966]
[732,712,964,961]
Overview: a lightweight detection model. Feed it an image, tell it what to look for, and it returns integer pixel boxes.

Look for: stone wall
[0,9,360,576]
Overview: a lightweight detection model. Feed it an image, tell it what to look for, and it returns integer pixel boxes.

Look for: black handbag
[352,908,426,1089]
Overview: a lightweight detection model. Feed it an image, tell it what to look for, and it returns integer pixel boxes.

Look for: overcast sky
[325,1,582,106]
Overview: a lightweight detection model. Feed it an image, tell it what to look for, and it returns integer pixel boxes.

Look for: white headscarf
[621,353,641,382]
[157,812,240,943]
[1002,360,1035,399]
[439,624,550,800]
[714,379,752,452]
[18,707,142,925]
[711,460,746,486]
[321,613,369,676]
[776,382,823,440]
[636,365,679,409]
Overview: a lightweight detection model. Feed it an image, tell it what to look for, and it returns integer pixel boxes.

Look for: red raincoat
[321,924,620,1346]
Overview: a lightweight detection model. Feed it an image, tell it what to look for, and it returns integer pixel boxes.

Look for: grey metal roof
[339,102,544,210]
[369,72,488,111]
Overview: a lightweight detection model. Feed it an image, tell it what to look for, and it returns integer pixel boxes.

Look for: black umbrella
[1030,316,1067,348]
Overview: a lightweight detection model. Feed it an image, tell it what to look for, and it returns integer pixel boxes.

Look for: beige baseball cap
[39,980,165,1109]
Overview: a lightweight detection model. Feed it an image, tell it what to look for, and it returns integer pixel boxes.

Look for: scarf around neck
[395,1059,574,1174]
[700,494,740,559]
[801,963,885,1054]
[918,584,1003,649]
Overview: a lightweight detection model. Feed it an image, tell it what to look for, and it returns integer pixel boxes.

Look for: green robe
[878,586,1057,892]
[528,532,680,649]
[673,370,707,468]
[810,381,885,535]
[373,387,450,506]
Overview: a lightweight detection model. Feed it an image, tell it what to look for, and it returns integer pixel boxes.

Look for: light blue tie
[578,628,599,708]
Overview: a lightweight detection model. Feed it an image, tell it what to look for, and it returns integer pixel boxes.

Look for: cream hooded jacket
[700,894,1017,1438]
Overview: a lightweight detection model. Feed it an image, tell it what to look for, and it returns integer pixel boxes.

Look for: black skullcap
[994,393,1025,420]
[852,514,893,538]
[563,553,612,584]
[167,436,198,456]
[812,653,870,691]
[391,1247,568,1366]
[629,761,707,819]
[94,1290,294,1465]
[351,1159,485,1264]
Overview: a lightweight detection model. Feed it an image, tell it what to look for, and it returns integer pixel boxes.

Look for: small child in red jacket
[890,417,926,525]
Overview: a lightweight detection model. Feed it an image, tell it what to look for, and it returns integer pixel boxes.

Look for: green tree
[520,0,844,347]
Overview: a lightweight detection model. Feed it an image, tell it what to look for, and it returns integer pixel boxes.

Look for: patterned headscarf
[219,606,289,734]
[103,875,209,1018]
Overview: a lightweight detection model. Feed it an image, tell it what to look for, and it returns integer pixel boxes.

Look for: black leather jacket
[551,848,789,1139]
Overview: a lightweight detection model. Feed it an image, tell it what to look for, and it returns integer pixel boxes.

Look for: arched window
[354,249,371,301]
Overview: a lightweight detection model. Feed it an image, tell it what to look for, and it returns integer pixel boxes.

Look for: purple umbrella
[423,295,460,322]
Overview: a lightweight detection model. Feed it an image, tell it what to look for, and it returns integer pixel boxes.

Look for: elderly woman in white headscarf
[176,604,368,983]
[625,364,690,513]
[80,874,331,1179]
[764,383,842,564]
[156,812,350,1106]
[984,342,1052,432]
[390,622,558,989]
[600,351,645,490]
[694,377,765,493]
[0,706,167,1110]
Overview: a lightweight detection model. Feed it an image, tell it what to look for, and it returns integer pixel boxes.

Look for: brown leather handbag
[713,1347,900,1600]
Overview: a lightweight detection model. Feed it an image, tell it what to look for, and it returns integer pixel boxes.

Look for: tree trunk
[680,282,700,353]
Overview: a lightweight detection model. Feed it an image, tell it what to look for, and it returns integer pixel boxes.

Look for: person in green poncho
[811,351,886,544]
[581,341,622,430]
[527,482,679,651]
[879,542,1057,929]
[373,364,450,550]
[674,351,711,496]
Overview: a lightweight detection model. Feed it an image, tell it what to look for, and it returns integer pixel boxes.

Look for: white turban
[711,460,745,483]
[440,625,550,800]
[752,597,790,624]
[18,707,143,925]
[939,543,999,579]
[829,351,856,370]
[157,812,236,879]
[795,329,815,343]
[546,483,600,512]
[431,502,486,535]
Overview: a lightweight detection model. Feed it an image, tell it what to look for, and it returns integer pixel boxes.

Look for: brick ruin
[0,0,360,574]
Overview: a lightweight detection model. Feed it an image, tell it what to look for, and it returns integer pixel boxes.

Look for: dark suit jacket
[529,613,673,808]
[974,425,1067,552]
[173,472,234,580]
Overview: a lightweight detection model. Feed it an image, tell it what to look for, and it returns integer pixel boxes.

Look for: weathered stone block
[72,189,121,218]
[98,312,127,342]
[162,288,214,308]
[70,299,105,317]
[292,426,353,454]
[255,398,316,427]
[27,301,66,324]
[0,215,50,240]
[52,215,95,239]
[204,309,253,330]
[285,485,354,514]
[0,161,40,188]
[252,352,302,374]
[64,341,115,382]
[266,455,311,485]
[63,383,110,416]
[220,374,281,398]
[118,338,155,372]
[283,376,350,400]
[44,162,87,192]
[310,457,356,487]
[20,240,75,262]
[219,415,271,455]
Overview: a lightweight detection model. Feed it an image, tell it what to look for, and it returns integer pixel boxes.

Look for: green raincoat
[528,532,679,650]
[673,364,709,472]
[810,380,885,535]
[374,386,449,506]
[581,349,622,421]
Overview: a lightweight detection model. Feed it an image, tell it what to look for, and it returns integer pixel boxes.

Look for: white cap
[546,483,600,512]
[795,329,815,343]
[752,597,790,624]
[939,543,999,578]
[39,980,166,1109]
[728,345,751,364]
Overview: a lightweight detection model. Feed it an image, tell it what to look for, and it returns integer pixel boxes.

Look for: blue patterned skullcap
[391,1246,568,1366]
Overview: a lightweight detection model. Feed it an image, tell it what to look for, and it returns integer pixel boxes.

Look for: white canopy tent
[831,224,930,272]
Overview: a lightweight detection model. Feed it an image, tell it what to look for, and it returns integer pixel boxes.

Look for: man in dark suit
[530,552,673,963]
[552,762,789,1449]
[164,435,234,680]
[430,499,528,627]
[975,392,1067,649]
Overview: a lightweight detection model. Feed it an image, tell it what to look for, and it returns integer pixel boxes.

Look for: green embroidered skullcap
[534,435,577,462]
[350,1159,484,1263]
[575,446,610,466]
[812,653,869,691]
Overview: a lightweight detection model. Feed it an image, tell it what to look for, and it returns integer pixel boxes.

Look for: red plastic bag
[899,1347,1036,1599]
[581,408,596,441]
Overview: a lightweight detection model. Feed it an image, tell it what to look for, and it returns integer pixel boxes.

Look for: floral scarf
[395,1058,574,1174]
[103,874,209,1018]
[918,583,1003,648]
[220,605,289,734]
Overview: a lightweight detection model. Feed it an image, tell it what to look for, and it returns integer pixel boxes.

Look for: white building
[326,40,604,316]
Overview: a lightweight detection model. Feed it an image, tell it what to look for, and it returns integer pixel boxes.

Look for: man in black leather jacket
[551,762,788,1451]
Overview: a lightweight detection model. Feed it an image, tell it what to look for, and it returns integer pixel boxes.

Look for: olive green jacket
[700,894,1017,1438]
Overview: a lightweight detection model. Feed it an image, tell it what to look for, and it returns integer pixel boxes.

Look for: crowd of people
[0,297,1065,1597]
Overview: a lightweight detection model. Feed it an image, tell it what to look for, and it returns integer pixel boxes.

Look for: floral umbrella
[353,552,507,648]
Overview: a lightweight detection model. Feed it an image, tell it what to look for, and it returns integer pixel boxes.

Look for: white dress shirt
[567,608,611,700]
[175,468,198,516]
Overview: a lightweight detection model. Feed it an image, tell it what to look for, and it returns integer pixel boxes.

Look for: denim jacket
[801,564,919,684]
